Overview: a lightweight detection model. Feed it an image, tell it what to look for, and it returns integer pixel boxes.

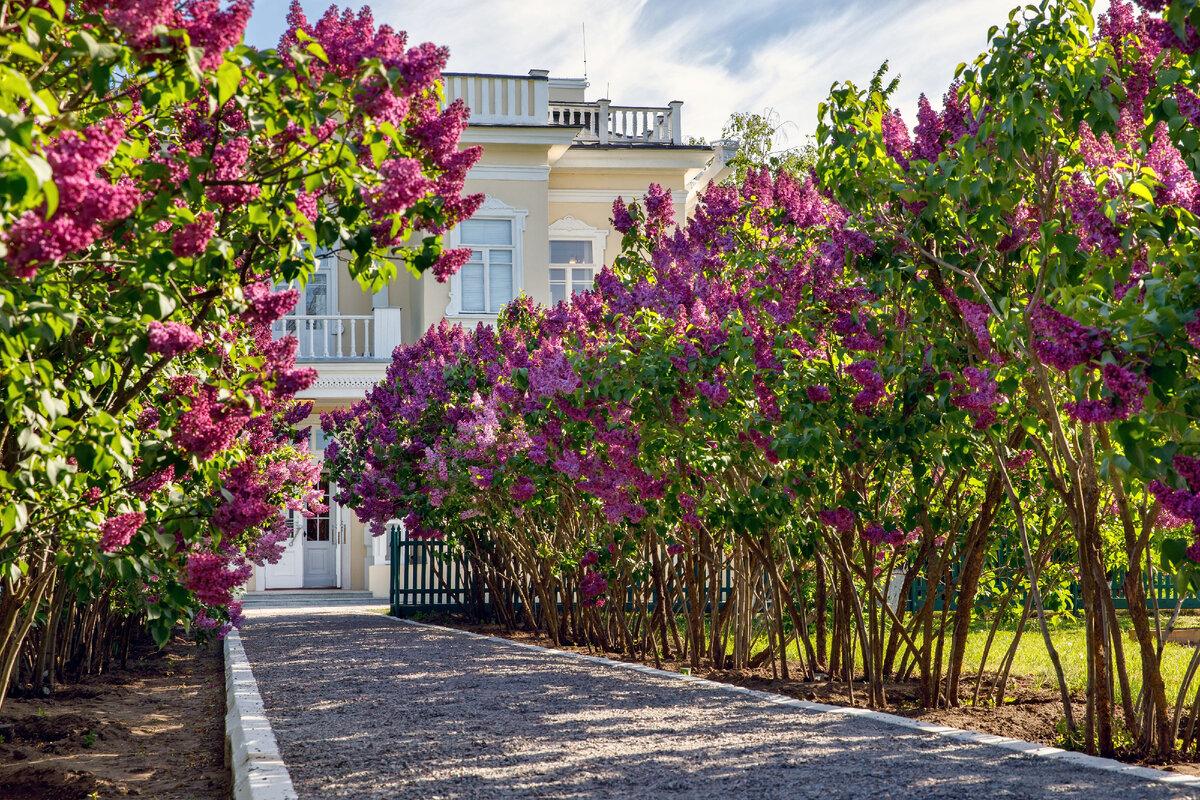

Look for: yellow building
[248,70,734,598]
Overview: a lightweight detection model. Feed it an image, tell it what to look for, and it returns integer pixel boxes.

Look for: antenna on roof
[582,22,588,83]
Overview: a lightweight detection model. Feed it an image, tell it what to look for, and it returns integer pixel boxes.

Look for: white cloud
[245,0,1081,142]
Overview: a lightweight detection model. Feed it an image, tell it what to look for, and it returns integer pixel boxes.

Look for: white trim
[549,189,658,204]
[225,630,298,800]
[459,127,579,146]
[296,362,390,401]
[467,164,550,182]
[553,148,713,170]
[446,195,528,319]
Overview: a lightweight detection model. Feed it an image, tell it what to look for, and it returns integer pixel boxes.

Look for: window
[549,240,596,305]
[459,219,515,314]
[446,196,528,318]
[548,216,608,306]
[305,483,333,542]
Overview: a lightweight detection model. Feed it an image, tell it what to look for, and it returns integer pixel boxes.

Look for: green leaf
[8,41,43,64]
[1129,181,1155,204]
[216,61,242,107]
[1162,537,1190,572]
[41,180,58,218]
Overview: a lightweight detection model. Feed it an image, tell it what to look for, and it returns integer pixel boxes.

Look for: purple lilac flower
[147,321,203,357]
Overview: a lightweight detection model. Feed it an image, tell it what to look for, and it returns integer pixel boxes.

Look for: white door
[261,518,303,589]
[302,483,337,588]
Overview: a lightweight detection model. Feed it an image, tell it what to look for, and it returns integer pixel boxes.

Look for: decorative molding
[476,194,527,214]
[295,362,390,400]
[310,377,380,389]
[549,215,607,235]
[467,164,551,182]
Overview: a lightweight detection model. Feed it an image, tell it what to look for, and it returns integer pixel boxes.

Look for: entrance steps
[240,590,382,609]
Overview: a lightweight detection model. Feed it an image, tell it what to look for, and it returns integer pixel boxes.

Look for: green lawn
[755,612,1200,707]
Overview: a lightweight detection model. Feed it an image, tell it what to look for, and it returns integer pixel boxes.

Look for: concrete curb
[225,629,298,800]
[371,612,1200,791]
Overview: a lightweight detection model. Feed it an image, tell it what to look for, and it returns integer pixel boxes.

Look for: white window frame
[446,195,528,318]
[548,216,608,304]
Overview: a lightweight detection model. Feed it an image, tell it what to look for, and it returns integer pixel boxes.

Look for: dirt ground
[0,634,229,800]
[446,617,1200,778]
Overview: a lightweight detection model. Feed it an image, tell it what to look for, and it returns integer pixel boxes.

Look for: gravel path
[238,609,1200,799]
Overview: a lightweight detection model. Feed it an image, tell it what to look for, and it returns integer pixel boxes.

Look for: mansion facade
[249,70,735,596]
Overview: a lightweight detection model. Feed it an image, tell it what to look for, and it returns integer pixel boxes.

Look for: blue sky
[243,0,1073,145]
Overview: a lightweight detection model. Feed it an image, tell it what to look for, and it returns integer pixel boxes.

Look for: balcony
[549,100,683,146]
[271,307,403,361]
[443,70,685,146]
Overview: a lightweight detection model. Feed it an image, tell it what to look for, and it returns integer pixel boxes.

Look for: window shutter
[461,259,485,312]
[489,250,513,311]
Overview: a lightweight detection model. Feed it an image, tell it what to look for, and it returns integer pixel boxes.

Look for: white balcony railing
[443,72,548,125]
[443,71,686,146]
[549,100,683,145]
[272,308,403,361]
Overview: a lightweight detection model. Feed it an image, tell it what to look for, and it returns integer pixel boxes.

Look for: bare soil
[0,634,229,800]
[440,616,1200,778]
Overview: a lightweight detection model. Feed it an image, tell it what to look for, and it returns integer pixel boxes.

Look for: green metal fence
[905,567,1200,614]
[388,528,1200,619]
[388,525,480,616]
[388,529,739,617]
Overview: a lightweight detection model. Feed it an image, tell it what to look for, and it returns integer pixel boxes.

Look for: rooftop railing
[443,71,685,145]
[549,100,683,145]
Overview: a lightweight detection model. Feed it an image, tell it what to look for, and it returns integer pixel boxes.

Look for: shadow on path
[238,612,1199,800]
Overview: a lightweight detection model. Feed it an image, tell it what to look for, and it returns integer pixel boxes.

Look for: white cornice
[467,164,550,182]
[459,127,580,146]
[554,148,713,171]
[549,189,667,204]
[297,361,389,401]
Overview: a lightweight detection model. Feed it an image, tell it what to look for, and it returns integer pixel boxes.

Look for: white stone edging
[370,612,1200,790]
[225,628,298,800]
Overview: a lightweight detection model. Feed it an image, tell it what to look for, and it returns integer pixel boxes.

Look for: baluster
[365,318,372,357]
[349,318,357,358]
[305,318,315,360]
[621,109,628,139]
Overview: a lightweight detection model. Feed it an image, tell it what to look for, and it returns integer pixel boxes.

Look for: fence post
[389,525,399,617]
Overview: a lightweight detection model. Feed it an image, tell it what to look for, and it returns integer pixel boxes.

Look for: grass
[729,611,1200,708]
[953,615,1199,705]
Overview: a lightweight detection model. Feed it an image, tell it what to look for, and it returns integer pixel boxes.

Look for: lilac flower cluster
[818,507,857,533]
[1064,362,1148,424]
[4,120,139,278]
[951,367,1004,430]
[862,524,915,548]
[186,549,253,607]
[1030,304,1109,370]
[99,512,145,553]
[171,212,216,258]
[147,321,203,357]
[847,359,886,413]
[580,570,608,607]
